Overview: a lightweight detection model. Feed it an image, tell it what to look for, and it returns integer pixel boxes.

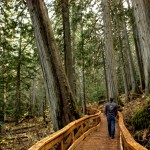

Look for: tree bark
[81,4,86,114]
[102,0,119,102]
[31,78,36,116]
[122,20,137,93]
[119,36,129,102]
[15,57,21,124]
[126,0,145,91]
[132,0,150,94]
[134,28,145,91]
[101,43,109,101]
[26,0,80,131]
[15,19,22,124]
[61,0,75,95]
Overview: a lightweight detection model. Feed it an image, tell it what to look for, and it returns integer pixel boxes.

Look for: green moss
[131,101,150,131]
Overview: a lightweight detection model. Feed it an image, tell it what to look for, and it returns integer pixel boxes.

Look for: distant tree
[109,0,131,101]
[101,0,119,102]
[61,0,75,95]
[119,1,138,99]
[0,0,39,123]
[15,18,22,124]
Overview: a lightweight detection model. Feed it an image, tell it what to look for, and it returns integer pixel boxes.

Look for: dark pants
[107,117,115,138]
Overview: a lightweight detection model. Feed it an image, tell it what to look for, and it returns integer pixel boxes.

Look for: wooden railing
[118,111,147,150]
[29,110,147,150]
[28,111,101,150]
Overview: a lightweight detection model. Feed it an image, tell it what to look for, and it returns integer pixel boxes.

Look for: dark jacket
[105,102,117,119]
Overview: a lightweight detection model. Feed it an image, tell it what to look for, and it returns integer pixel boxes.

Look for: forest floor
[0,96,150,150]
[0,104,100,150]
[121,94,150,149]
[0,117,54,150]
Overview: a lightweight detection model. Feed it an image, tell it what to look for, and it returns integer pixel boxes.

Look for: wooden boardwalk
[29,111,147,150]
[74,113,120,150]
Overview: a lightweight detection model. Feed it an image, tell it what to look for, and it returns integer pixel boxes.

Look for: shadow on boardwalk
[74,113,120,150]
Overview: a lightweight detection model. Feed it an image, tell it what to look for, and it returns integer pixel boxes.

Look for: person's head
[110,98,114,102]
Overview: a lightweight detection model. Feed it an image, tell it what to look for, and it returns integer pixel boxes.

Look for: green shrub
[131,103,150,131]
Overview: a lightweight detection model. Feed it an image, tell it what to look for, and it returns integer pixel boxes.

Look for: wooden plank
[120,132,123,150]
[68,123,101,150]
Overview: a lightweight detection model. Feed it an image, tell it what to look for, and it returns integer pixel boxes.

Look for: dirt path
[74,113,120,150]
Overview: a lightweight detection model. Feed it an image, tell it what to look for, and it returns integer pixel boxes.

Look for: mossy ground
[122,95,150,149]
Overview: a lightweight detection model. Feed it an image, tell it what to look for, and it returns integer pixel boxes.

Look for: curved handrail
[118,111,147,150]
[28,111,101,150]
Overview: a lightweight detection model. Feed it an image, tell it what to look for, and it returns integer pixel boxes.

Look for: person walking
[105,98,117,139]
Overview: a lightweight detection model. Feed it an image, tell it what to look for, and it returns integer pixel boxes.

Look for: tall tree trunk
[102,0,119,102]
[0,58,6,134]
[71,1,79,97]
[26,0,80,131]
[15,20,22,124]
[134,28,145,91]
[119,36,129,102]
[122,20,137,93]
[32,78,36,116]
[43,95,46,122]
[101,43,109,101]
[126,0,145,91]
[15,49,21,124]
[80,28,86,114]
[81,58,86,114]
[61,0,75,95]
[132,0,150,95]
[81,2,86,114]
[0,1,8,124]
[0,45,5,124]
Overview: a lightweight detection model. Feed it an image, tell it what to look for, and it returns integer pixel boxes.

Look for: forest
[0,0,150,149]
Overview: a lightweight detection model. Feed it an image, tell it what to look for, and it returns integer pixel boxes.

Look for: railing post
[61,140,64,150]
[95,118,98,126]
[93,118,97,127]
[81,124,83,134]
[71,131,75,144]
[120,132,123,150]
